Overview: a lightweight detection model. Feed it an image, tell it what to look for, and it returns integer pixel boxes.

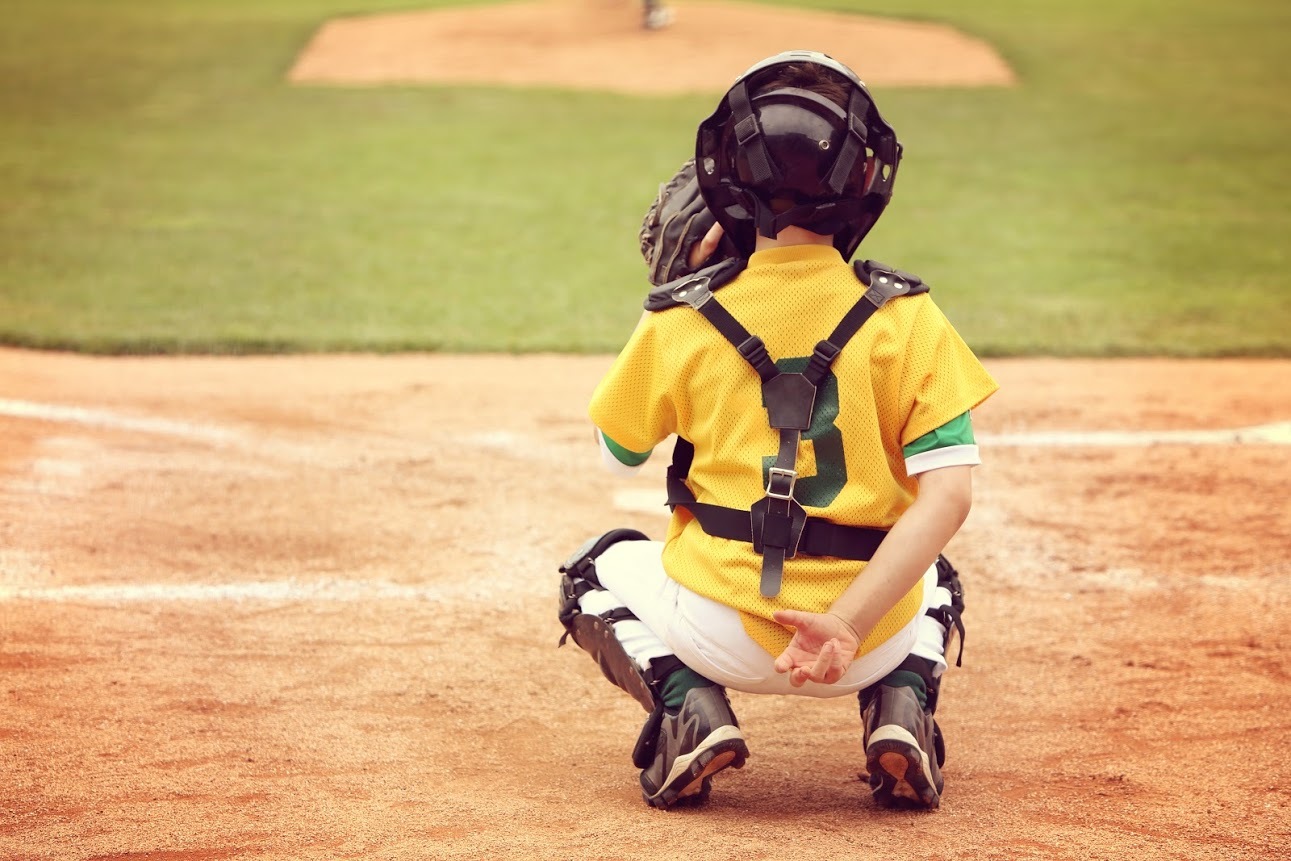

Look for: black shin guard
[913,555,968,715]
[926,554,967,669]
[860,556,969,770]
[557,529,667,714]
[557,529,691,768]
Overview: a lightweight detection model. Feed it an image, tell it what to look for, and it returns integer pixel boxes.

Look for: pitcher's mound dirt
[288,0,1017,94]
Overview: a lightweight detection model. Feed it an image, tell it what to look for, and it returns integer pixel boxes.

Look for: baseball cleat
[639,685,748,809]
[861,683,944,809]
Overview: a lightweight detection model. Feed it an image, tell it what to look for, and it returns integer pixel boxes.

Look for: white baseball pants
[576,539,952,698]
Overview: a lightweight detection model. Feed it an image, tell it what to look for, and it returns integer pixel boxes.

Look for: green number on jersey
[761,357,846,508]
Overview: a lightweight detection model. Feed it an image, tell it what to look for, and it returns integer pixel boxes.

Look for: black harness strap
[826,87,871,195]
[673,280,778,382]
[727,81,779,188]
[658,259,929,598]
[668,496,888,561]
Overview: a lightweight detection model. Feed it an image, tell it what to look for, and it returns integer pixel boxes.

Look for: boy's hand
[772,609,863,687]
[687,222,725,270]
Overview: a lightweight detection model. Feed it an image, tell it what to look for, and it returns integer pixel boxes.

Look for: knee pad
[558,528,650,586]
[557,529,658,713]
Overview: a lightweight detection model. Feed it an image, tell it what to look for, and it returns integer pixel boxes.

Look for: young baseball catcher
[557,50,998,811]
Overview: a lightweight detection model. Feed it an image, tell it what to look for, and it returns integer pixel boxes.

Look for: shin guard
[926,554,967,671]
[557,529,659,713]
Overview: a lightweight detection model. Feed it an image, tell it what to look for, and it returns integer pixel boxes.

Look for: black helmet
[695,50,902,260]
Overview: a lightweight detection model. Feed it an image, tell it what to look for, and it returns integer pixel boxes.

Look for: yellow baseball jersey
[589,244,999,657]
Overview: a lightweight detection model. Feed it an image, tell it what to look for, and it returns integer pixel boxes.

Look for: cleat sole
[867,726,940,810]
[643,727,749,810]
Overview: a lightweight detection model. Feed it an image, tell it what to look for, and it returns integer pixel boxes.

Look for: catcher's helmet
[695,50,902,260]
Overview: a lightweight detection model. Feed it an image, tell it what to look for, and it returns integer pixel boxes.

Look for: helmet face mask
[695,50,902,260]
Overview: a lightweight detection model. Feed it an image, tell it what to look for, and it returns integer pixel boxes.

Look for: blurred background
[1,0,1288,356]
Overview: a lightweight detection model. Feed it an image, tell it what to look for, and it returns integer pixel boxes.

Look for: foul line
[0,578,462,605]
[4,402,1286,602]
[976,421,1291,447]
[5,399,1289,525]
[610,420,1291,516]
[5,398,1287,448]
[0,398,241,444]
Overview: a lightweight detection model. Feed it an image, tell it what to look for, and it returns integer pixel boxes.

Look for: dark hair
[750,62,852,110]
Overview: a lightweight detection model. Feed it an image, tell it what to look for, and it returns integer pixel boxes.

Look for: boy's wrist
[828,612,863,644]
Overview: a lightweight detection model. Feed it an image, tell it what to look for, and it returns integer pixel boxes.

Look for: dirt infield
[287,0,1016,94]
[1,349,1288,859]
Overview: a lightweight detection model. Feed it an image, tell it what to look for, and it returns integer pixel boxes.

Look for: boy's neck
[754,225,836,252]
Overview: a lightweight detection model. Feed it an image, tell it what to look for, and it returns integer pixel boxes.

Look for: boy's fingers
[772,609,802,629]
[804,640,834,684]
[686,221,726,270]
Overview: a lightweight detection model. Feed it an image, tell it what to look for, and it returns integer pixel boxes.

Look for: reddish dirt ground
[287,0,1016,94]
[1,350,1288,860]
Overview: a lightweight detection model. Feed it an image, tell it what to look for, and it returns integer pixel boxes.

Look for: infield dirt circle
[2,2,1289,859]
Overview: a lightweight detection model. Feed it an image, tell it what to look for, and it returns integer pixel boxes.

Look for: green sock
[660,666,713,710]
[878,669,928,710]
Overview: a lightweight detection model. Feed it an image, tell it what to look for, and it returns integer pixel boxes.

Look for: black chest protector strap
[662,259,930,598]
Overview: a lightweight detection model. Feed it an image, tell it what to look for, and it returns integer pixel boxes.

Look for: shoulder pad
[644,257,748,312]
[853,259,931,303]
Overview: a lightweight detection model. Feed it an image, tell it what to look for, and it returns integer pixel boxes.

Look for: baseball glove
[639,158,739,286]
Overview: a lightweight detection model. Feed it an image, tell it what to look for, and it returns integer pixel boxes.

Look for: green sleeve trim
[902,412,975,458]
[600,431,653,466]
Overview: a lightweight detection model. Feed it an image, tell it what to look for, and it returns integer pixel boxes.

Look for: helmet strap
[826,87,872,195]
[728,82,780,187]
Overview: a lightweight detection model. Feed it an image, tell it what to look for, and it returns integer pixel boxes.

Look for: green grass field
[1,0,1288,355]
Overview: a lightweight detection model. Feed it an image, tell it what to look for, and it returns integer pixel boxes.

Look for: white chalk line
[4,568,1277,607]
[0,398,242,444]
[977,421,1291,447]
[0,577,516,606]
[5,398,1289,448]
[8,398,1289,520]
[610,421,1291,515]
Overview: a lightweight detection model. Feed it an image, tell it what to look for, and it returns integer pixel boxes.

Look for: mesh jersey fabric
[589,243,999,658]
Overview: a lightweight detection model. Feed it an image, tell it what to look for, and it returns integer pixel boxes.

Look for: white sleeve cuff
[598,430,648,476]
[904,444,981,476]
